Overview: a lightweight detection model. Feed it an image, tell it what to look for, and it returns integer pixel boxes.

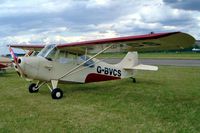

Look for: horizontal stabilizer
[124,64,158,71]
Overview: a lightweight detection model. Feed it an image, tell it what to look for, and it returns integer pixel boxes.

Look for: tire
[132,78,136,83]
[29,83,39,93]
[51,88,63,99]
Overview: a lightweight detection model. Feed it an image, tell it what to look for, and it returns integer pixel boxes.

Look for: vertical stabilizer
[116,52,139,68]
[116,52,158,71]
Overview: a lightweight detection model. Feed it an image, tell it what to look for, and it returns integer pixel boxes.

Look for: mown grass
[97,52,200,59]
[0,67,199,133]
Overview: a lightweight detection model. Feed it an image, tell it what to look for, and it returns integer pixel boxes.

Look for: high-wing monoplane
[0,57,12,73]
[9,32,195,99]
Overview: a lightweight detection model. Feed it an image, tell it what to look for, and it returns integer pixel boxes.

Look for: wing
[8,32,195,53]
[57,32,195,53]
[8,44,45,51]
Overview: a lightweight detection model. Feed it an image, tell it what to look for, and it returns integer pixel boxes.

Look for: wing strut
[58,44,113,79]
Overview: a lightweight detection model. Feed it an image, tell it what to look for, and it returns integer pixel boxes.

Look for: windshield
[37,44,56,57]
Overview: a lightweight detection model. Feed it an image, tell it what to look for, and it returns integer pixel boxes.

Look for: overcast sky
[0,0,199,55]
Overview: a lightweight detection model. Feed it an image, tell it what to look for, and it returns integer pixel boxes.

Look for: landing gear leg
[28,81,46,93]
[49,80,63,99]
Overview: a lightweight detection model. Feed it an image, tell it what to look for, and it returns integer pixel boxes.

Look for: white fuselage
[18,56,134,83]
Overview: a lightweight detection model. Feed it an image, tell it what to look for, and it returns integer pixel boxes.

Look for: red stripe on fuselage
[85,73,121,83]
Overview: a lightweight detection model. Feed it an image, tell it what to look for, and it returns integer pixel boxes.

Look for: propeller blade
[9,46,18,64]
[8,46,24,77]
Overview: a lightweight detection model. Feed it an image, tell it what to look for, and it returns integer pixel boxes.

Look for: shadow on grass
[23,76,162,100]
[60,78,161,95]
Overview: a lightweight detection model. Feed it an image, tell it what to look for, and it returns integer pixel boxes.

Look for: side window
[78,55,94,68]
[55,50,94,67]
[56,50,77,64]
[57,51,66,59]
[31,51,39,56]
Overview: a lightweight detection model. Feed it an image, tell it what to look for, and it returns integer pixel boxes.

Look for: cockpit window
[46,48,57,60]
[38,46,94,67]
[37,44,56,57]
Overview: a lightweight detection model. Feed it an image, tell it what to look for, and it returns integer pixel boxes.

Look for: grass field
[0,67,200,133]
[97,52,200,60]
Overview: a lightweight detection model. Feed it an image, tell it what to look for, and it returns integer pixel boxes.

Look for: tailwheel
[28,83,39,93]
[51,88,63,99]
[131,77,136,83]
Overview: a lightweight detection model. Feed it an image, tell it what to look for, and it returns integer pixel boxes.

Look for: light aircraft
[192,48,200,52]
[0,57,12,73]
[0,63,7,73]
[9,32,195,99]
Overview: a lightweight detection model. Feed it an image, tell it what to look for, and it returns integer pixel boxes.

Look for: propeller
[8,46,25,77]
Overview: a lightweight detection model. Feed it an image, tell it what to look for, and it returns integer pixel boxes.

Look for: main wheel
[28,83,39,93]
[51,88,63,99]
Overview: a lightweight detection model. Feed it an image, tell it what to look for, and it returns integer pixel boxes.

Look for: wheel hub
[56,92,61,98]
[33,86,38,91]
